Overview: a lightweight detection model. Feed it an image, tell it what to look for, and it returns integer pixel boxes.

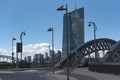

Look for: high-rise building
[54,50,62,62]
[34,54,44,63]
[62,7,84,59]
[26,56,31,63]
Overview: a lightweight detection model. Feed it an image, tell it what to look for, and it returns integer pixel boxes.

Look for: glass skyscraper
[62,7,84,59]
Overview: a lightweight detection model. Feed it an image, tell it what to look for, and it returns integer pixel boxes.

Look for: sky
[0,0,120,59]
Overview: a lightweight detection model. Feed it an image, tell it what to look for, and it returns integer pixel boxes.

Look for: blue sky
[0,0,120,57]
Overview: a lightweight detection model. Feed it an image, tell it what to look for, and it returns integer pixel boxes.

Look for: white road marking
[0,71,14,73]
[54,70,64,73]
[23,70,38,72]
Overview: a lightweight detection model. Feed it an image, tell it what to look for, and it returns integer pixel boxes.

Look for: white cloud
[23,43,50,55]
[0,48,8,55]
[0,43,62,59]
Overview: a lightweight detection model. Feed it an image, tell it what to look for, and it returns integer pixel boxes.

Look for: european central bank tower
[62,7,84,59]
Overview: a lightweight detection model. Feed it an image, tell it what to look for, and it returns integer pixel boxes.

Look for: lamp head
[47,28,53,32]
[12,37,16,40]
[23,32,26,35]
[22,31,26,36]
[57,5,66,11]
[88,22,91,27]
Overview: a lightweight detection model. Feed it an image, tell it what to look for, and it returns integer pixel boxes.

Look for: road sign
[17,42,22,53]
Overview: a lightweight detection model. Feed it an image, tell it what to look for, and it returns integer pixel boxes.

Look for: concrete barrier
[89,62,120,75]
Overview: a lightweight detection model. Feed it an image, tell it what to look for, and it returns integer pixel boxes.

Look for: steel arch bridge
[0,55,21,62]
[0,55,12,62]
[56,38,117,67]
[0,55,20,62]
[103,40,120,62]
[69,38,116,66]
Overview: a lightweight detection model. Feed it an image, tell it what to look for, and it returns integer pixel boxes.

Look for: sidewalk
[49,68,120,80]
[48,73,78,80]
[72,68,120,80]
[48,69,78,80]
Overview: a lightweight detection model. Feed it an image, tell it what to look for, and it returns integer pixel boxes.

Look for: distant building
[54,50,62,62]
[26,56,31,63]
[62,7,84,59]
[33,54,44,63]
[49,49,55,62]
[45,52,49,60]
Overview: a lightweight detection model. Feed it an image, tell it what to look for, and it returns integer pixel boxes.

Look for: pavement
[0,67,120,80]
[48,73,78,80]
[49,67,120,80]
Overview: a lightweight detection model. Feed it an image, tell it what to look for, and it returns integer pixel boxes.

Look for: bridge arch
[0,55,12,62]
[69,38,116,66]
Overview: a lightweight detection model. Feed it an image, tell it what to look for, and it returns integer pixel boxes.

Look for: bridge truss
[56,38,119,67]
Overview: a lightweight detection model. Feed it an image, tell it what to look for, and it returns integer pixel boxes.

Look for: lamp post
[57,4,69,80]
[20,31,26,67]
[12,37,16,70]
[88,22,98,60]
[47,27,54,74]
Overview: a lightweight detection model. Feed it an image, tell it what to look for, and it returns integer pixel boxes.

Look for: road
[0,69,53,80]
[0,68,100,80]
[59,68,97,80]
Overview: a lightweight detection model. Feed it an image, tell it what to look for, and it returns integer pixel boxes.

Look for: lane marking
[0,71,14,73]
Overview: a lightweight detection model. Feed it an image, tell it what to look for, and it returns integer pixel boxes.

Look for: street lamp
[12,37,16,70]
[47,27,54,74]
[57,4,69,80]
[88,22,98,60]
[20,31,26,67]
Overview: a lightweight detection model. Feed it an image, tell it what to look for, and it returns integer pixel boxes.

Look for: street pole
[16,50,18,68]
[57,4,69,80]
[12,37,16,70]
[47,27,54,74]
[88,22,97,60]
[52,27,54,74]
[20,31,26,67]
[66,4,69,80]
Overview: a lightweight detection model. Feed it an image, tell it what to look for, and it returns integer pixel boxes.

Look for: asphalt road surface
[59,68,97,80]
[0,68,97,80]
[0,69,52,80]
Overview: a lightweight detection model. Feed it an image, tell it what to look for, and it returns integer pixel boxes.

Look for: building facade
[33,54,44,63]
[26,56,31,63]
[62,7,84,59]
[54,50,61,62]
